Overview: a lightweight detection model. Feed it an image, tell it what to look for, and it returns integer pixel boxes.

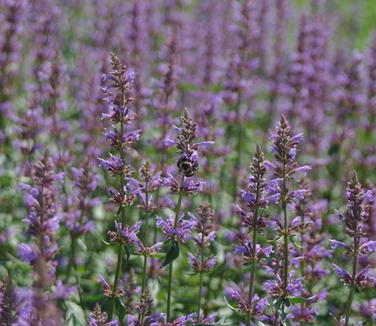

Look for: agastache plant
[158,109,212,321]
[228,145,274,325]
[18,151,63,324]
[188,201,217,323]
[332,174,376,325]
[0,0,26,142]
[267,116,311,321]
[290,179,329,324]
[3,1,376,325]
[99,53,141,321]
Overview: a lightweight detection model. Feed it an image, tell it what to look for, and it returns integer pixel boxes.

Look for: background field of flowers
[0,0,376,325]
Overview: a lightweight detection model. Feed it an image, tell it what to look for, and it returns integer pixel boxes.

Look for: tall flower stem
[109,240,124,320]
[344,227,358,326]
[166,175,185,322]
[154,153,167,244]
[299,207,305,326]
[282,163,289,294]
[197,232,205,319]
[109,105,127,320]
[109,205,126,320]
[137,255,148,323]
[67,232,86,317]
[246,167,261,326]
[153,155,165,243]
[231,96,243,207]
[141,255,148,297]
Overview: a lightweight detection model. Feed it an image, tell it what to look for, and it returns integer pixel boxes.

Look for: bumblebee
[177,154,198,177]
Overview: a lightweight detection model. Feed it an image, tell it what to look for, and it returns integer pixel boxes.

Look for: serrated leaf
[160,241,179,268]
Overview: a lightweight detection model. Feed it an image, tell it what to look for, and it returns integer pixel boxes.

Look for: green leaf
[288,296,308,304]
[223,296,238,312]
[274,297,289,322]
[115,297,126,323]
[209,83,223,93]
[208,260,226,276]
[160,241,180,268]
[102,240,111,246]
[161,240,172,253]
[124,245,132,258]
[150,252,165,259]
[185,271,198,276]
[65,301,86,326]
[178,82,197,92]
[289,236,303,249]
[274,298,283,310]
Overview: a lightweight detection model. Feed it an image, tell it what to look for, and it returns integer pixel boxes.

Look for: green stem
[344,226,358,326]
[141,255,148,296]
[197,232,205,320]
[166,176,185,322]
[166,261,174,322]
[282,163,289,295]
[246,222,257,326]
[67,232,87,318]
[232,96,243,206]
[300,207,305,326]
[138,255,148,323]
[109,241,124,320]
[153,153,166,244]
[246,177,260,326]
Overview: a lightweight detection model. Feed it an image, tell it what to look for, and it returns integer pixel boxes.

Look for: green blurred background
[295,0,376,50]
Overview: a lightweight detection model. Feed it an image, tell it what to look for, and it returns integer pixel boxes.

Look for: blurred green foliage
[295,0,376,50]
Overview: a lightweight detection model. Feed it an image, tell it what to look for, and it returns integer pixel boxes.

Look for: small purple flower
[330,240,350,251]
[264,270,303,298]
[18,243,38,264]
[107,221,142,248]
[188,253,217,272]
[99,275,124,298]
[89,303,120,326]
[98,154,125,176]
[234,241,273,264]
[290,305,317,323]
[156,215,195,244]
[359,241,376,254]
[225,282,269,316]
[162,172,204,195]
[332,263,352,286]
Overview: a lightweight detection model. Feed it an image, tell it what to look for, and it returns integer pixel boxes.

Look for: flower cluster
[19,152,60,269]
[156,215,195,244]
[332,174,376,324]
